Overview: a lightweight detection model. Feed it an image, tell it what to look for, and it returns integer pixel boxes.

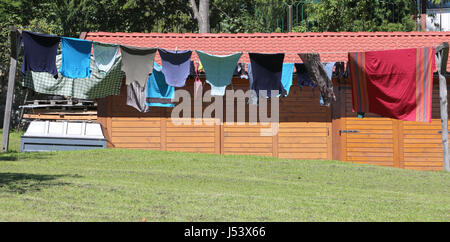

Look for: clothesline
[191,50,350,55]
[101,42,352,55]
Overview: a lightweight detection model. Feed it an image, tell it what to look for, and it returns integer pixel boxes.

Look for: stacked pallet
[20,99,98,122]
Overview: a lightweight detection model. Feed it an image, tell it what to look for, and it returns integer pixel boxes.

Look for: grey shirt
[126,81,150,113]
[120,45,157,87]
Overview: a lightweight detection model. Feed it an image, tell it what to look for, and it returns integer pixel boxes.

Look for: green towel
[22,54,123,99]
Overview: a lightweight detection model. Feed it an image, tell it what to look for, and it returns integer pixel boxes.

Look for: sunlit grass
[0,129,449,221]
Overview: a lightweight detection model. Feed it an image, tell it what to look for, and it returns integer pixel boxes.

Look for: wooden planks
[343,87,395,167]
[340,82,450,171]
[166,118,218,154]
[110,117,161,149]
[402,121,446,170]
[278,122,330,160]
[223,123,274,156]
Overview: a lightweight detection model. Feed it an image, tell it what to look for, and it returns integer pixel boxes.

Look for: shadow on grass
[0,151,55,162]
[0,172,82,194]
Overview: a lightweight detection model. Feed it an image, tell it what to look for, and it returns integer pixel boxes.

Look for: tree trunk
[190,0,210,33]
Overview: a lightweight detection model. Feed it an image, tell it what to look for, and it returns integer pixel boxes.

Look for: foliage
[295,0,417,32]
[208,0,419,33]
[210,0,295,33]
[431,0,450,3]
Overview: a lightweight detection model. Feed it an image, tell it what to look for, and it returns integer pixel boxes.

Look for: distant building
[426,0,450,31]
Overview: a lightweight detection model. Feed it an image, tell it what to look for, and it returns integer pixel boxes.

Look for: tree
[304,0,417,32]
[189,0,210,33]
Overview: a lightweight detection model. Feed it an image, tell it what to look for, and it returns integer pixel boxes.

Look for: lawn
[0,129,449,221]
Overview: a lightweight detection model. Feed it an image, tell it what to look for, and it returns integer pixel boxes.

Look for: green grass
[0,129,449,221]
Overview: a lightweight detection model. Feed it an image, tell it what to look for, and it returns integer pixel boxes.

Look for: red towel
[349,47,435,122]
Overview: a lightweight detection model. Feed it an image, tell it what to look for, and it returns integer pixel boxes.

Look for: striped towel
[349,47,435,122]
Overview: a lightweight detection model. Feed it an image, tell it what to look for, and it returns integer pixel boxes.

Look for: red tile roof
[85,31,450,69]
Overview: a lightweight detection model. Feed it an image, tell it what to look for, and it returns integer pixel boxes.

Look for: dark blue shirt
[21,31,61,78]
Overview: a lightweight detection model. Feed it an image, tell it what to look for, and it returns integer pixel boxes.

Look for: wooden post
[288,5,293,32]
[2,26,20,152]
[435,42,450,172]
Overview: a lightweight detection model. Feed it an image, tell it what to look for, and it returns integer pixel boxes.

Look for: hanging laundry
[127,81,150,113]
[281,63,294,96]
[22,53,123,99]
[194,77,202,98]
[146,62,175,107]
[158,48,192,87]
[196,50,242,96]
[93,42,119,73]
[249,53,285,98]
[72,54,123,99]
[247,63,258,105]
[236,63,249,79]
[348,47,435,122]
[198,60,204,72]
[189,61,196,76]
[120,45,157,87]
[233,63,248,78]
[334,62,346,84]
[298,53,336,106]
[194,62,203,98]
[344,61,350,79]
[60,37,93,79]
[20,31,60,78]
[322,62,336,80]
[295,63,315,88]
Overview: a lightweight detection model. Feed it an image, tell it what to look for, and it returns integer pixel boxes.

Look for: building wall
[426,8,450,31]
[97,76,449,171]
[333,78,449,171]
[97,77,332,160]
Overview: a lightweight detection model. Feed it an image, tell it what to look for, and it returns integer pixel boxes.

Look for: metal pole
[2,26,19,152]
[440,2,443,31]
[288,5,293,32]
[417,0,421,31]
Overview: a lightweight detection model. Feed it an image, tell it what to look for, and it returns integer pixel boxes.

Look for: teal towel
[146,62,175,107]
[196,50,242,96]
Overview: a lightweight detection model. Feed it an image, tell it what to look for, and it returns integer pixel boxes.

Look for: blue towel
[146,62,175,107]
[60,37,92,78]
[281,63,294,96]
[196,51,242,96]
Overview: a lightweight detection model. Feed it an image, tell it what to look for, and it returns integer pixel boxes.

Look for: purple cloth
[21,31,61,78]
[158,48,192,87]
[249,53,285,98]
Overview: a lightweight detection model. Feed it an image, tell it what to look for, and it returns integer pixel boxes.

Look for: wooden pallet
[21,99,98,121]
[23,111,98,121]
[25,99,96,106]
